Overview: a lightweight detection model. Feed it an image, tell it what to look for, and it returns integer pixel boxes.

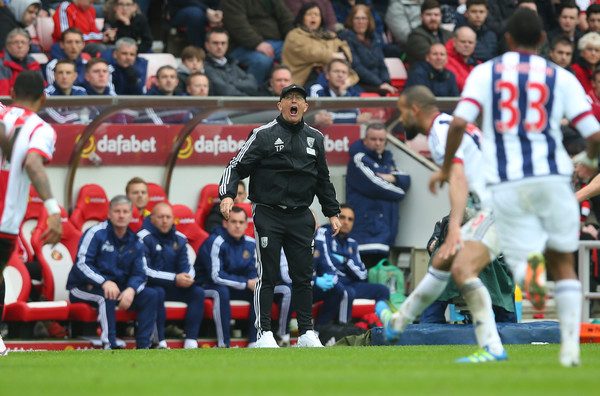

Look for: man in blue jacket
[346,123,411,268]
[109,38,147,95]
[405,43,460,97]
[138,202,205,349]
[67,195,158,349]
[313,204,390,325]
[196,206,291,347]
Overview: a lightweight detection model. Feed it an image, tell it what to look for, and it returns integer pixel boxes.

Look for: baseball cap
[280,84,307,100]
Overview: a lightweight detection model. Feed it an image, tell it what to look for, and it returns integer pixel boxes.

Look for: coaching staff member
[219,84,341,348]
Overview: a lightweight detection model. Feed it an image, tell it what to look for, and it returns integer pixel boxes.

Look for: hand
[102,280,120,300]
[428,170,449,194]
[329,215,341,236]
[118,287,135,310]
[573,151,599,169]
[314,110,333,127]
[436,222,463,260]
[247,278,258,291]
[175,273,194,288]
[332,51,346,60]
[207,8,223,26]
[256,41,275,58]
[315,275,334,291]
[376,173,396,183]
[116,9,131,25]
[356,112,373,124]
[379,82,398,94]
[42,213,62,244]
[220,197,234,220]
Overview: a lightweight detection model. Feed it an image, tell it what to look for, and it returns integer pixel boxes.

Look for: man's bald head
[454,26,477,59]
[151,202,174,234]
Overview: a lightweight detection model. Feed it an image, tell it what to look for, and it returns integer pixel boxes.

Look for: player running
[430,8,600,367]
[0,72,63,356]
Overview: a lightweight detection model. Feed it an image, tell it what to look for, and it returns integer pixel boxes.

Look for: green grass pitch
[1,344,599,396]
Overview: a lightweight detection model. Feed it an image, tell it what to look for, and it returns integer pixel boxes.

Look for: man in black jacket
[219,84,341,348]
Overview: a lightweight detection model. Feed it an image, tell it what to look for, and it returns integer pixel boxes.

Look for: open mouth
[290,106,298,116]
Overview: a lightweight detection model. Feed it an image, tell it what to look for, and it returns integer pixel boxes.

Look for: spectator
[126,176,149,232]
[282,2,355,87]
[46,29,90,86]
[81,58,116,95]
[405,0,452,64]
[204,180,247,234]
[52,0,109,52]
[0,0,41,49]
[339,4,397,95]
[196,206,292,347]
[284,0,338,31]
[548,35,575,71]
[346,123,411,268]
[405,43,460,97]
[177,45,205,93]
[257,64,293,96]
[385,0,423,46]
[587,67,600,106]
[572,31,600,94]
[455,0,497,62]
[102,0,153,53]
[548,1,583,55]
[203,28,258,96]
[587,4,600,33]
[222,0,294,85]
[146,65,182,96]
[110,37,147,95]
[445,26,477,92]
[0,29,42,96]
[66,195,158,350]
[186,72,210,96]
[332,0,389,52]
[167,0,220,48]
[44,59,87,96]
[138,202,205,350]
[310,59,371,125]
[313,204,390,326]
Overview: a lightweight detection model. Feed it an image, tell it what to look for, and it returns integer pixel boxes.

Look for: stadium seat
[311,299,376,320]
[172,204,209,259]
[129,206,144,233]
[19,186,44,263]
[138,53,178,90]
[195,184,219,229]
[31,206,82,303]
[95,18,104,31]
[384,58,408,91]
[146,182,168,212]
[69,184,109,232]
[29,53,49,66]
[28,16,54,53]
[2,253,70,323]
[359,92,389,121]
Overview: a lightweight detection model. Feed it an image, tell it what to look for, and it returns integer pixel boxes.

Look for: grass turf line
[0,344,598,396]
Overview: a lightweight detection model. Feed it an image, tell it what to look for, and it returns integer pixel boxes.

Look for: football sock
[398,267,450,330]
[461,277,504,356]
[555,279,582,362]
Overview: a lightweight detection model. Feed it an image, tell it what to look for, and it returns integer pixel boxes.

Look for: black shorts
[0,235,17,271]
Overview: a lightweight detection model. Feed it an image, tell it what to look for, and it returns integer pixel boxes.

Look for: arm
[313,229,339,279]
[209,237,250,289]
[345,239,368,281]
[429,116,468,193]
[127,246,148,294]
[577,173,600,202]
[135,14,153,53]
[75,228,107,286]
[314,134,341,218]
[283,29,339,66]
[139,233,176,287]
[349,152,407,201]
[436,162,469,260]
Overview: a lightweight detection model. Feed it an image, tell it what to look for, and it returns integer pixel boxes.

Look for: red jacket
[444,39,478,92]
[52,2,103,43]
[0,52,41,96]
[572,61,594,95]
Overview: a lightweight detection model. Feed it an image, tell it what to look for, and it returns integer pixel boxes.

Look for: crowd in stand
[0,0,598,118]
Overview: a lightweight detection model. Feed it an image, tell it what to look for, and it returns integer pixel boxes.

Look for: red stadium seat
[69,184,109,232]
[128,206,144,233]
[18,186,44,262]
[2,253,69,323]
[172,204,209,255]
[384,57,408,91]
[146,183,168,212]
[195,184,219,228]
[311,299,376,320]
[31,206,82,303]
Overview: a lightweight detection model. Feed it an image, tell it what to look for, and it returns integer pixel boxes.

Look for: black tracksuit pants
[253,204,315,336]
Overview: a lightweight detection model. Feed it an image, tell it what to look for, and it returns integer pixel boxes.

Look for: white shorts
[489,177,579,282]
[461,208,500,261]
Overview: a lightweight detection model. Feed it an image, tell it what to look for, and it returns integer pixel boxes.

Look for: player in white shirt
[431,8,600,367]
[377,85,507,363]
[0,72,63,357]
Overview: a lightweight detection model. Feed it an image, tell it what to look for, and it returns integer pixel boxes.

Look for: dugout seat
[2,252,70,323]
[19,186,44,262]
[312,299,376,320]
[31,206,82,303]
[69,184,109,232]
[195,184,219,228]
[146,182,168,212]
[138,53,177,90]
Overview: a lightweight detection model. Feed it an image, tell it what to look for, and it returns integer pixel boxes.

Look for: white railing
[577,240,600,321]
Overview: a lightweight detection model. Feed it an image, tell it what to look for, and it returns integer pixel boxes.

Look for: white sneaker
[0,335,8,356]
[296,330,324,347]
[252,331,280,348]
[184,339,198,349]
[157,340,169,349]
